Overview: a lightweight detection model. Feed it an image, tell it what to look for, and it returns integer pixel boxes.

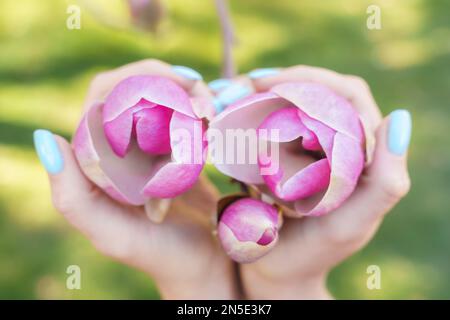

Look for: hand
[34,60,238,299]
[239,66,411,299]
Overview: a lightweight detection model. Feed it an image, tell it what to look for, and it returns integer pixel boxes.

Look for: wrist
[156,277,236,300]
[155,254,239,300]
[241,267,332,300]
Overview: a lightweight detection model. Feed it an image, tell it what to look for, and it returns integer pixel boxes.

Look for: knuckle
[324,227,361,246]
[51,185,98,219]
[91,233,135,262]
[142,58,163,68]
[90,72,109,87]
[51,191,75,215]
[381,176,411,200]
[290,65,309,73]
[91,238,131,261]
[319,219,362,246]
[347,75,370,91]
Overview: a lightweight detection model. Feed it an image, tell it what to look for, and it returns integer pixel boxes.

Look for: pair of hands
[45,60,410,299]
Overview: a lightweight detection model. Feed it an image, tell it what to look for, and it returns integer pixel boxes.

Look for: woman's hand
[34,60,238,299]
[238,66,412,299]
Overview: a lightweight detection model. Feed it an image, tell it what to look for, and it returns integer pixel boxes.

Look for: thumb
[324,110,412,232]
[33,129,124,239]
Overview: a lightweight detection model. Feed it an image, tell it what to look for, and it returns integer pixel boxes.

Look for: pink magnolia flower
[210,82,369,216]
[73,75,207,205]
[218,198,280,263]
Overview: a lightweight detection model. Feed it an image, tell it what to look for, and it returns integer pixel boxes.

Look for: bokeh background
[1,0,449,299]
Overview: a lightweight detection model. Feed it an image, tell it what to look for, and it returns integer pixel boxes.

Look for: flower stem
[214,0,237,78]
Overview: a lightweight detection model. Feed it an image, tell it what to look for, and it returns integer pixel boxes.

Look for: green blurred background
[0,0,449,299]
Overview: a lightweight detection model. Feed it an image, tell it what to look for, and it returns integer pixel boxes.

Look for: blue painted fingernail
[213,99,224,114]
[33,129,64,174]
[172,65,203,81]
[208,78,232,92]
[248,68,280,79]
[216,83,251,109]
[388,109,412,156]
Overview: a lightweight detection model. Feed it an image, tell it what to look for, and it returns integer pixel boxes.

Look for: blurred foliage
[0,0,449,299]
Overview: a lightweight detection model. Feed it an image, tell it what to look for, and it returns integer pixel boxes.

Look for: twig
[214,0,237,78]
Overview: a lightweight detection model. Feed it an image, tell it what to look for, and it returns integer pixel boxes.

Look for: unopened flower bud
[218,198,280,263]
[127,0,166,32]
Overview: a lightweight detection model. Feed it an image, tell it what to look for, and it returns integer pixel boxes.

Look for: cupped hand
[37,60,238,299]
[239,66,411,299]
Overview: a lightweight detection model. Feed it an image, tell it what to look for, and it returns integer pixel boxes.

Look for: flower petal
[209,92,289,184]
[295,132,364,216]
[218,222,278,264]
[103,75,196,123]
[220,198,279,242]
[262,158,331,202]
[142,162,203,198]
[191,96,216,121]
[135,105,173,155]
[297,108,336,160]
[140,111,205,198]
[103,99,156,157]
[258,107,304,142]
[74,103,155,205]
[170,111,205,165]
[271,82,364,142]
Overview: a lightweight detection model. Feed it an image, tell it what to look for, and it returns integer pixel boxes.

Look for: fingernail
[33,129,64,174]
[213,99,224,114]
[216,83,251,109]
[388,109,412,156]
[248,68,280,79]
[172,65,203,81]
[208,78,232,92]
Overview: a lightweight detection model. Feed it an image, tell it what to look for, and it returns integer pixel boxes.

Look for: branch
[214,0,236,78]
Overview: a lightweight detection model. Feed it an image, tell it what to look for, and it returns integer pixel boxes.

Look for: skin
[47,60,238,299]
[240,65,411,299]
[45,61,410,299]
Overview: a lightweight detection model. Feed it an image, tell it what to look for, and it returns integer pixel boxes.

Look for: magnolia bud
[218,198,280,263]
[127,0,166,32]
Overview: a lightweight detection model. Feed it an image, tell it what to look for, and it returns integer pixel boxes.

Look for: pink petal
[191,96,216,120]
[74,103,155,205]
[218,222,276,264]
[103,75,196,123]
[262,158,331,201]
[257,228,277,245]
[220,198,279,242]
[142,162,203,198]
[170,111,205,165]
[258,107,321,150]
[134,105,173,155]
[295,132,364,216]
[139,111,206,198]
[73,104,126,203]
[257,107,334,202]
[271,82,364,142]
[208,92,289,184]
[296,108,336,160]
[217,198,279,263]
[103,99,156,157]
[257,107,303,142]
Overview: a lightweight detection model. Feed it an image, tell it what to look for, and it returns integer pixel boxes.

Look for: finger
[34,130,140,252]
[319,110,412,239]
[191,79,214,99]
[250,65,383,132]
[84,59,204,110]
[208,75,254,113]
[190,80,216,119]
[168,174,220,230]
